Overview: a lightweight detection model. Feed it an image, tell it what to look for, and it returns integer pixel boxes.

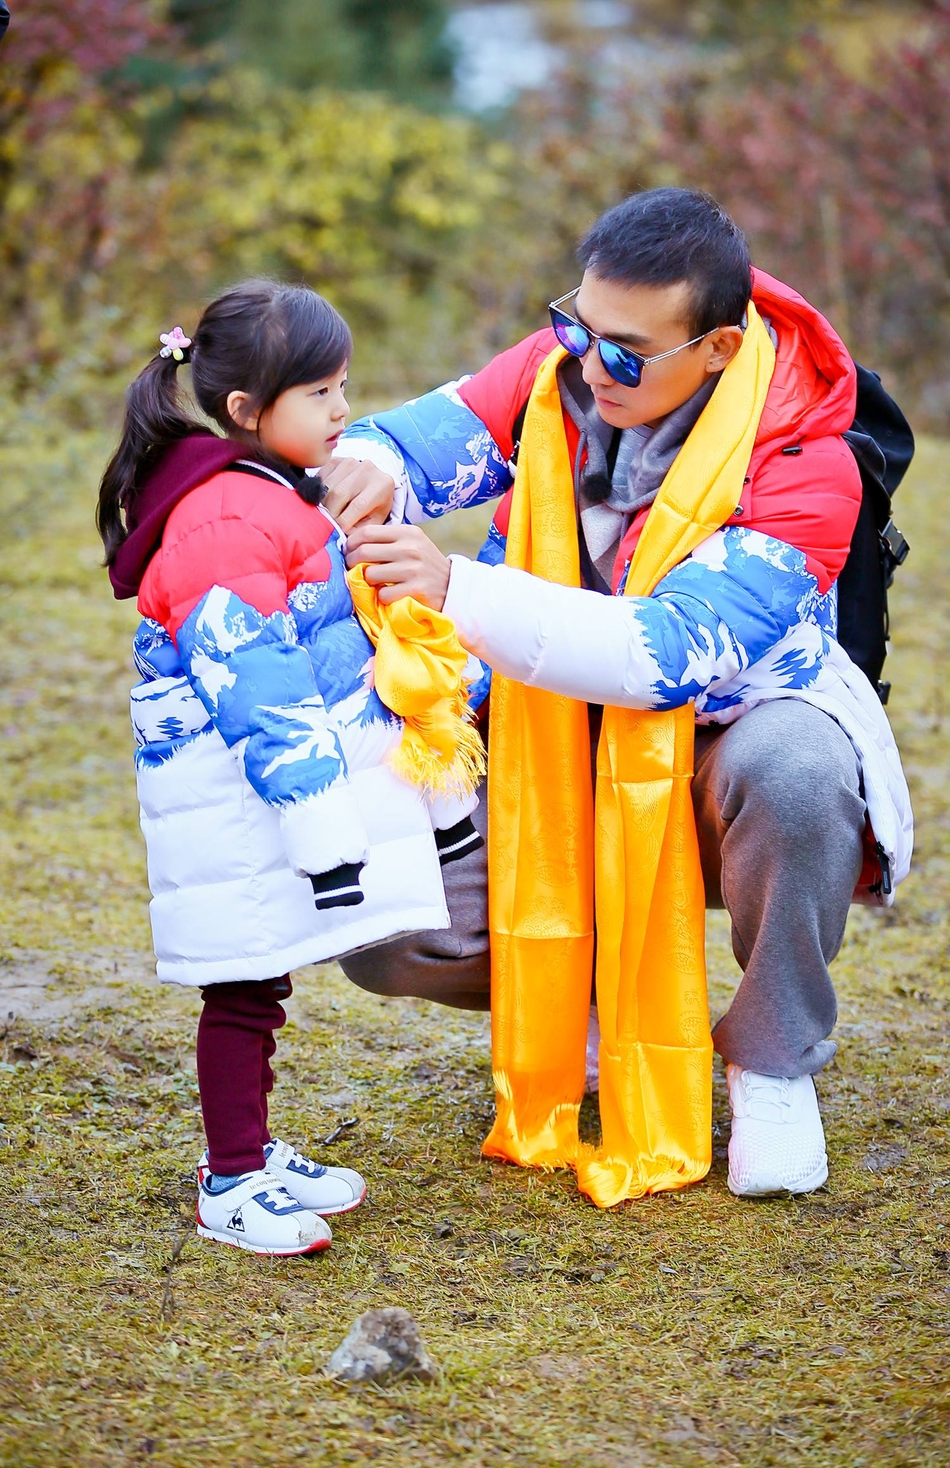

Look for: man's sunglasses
[548,289,711,389]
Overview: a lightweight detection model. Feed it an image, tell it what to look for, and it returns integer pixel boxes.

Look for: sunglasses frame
[548,288,712,388]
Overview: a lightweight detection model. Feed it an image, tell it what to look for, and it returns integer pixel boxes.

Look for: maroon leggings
[196,975,293,1176]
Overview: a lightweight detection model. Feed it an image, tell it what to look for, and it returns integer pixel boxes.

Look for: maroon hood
[109,433,246,600]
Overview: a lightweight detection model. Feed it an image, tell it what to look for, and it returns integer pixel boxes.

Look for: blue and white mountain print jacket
[117,446,481,986]
[336,273,913,901]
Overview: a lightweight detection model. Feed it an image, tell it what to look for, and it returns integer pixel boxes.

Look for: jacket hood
[109,433,246,600]
[752,268,856,446]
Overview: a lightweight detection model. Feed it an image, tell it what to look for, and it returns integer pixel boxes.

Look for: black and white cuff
[310,862,365,910]
[435,816,484,866]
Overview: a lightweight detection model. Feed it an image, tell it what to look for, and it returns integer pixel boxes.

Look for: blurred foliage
[656,2,950,417]
[135,74,507,399]
[0,1,501,410]
[169,0,455,97]
[473,0,950,418]
[1,0,948,428]
[634,0,880,44]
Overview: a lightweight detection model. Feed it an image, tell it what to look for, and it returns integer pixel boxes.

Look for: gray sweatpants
[339,700,867,1078]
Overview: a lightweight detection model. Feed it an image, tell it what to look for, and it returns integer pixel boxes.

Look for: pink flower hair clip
[159,326,192,363]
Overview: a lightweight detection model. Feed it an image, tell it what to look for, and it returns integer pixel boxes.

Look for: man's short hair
[578,187,752,338]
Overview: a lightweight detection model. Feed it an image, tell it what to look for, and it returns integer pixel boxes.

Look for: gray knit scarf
[558,355,721,592]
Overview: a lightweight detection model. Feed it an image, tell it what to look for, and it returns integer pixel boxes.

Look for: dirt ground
[0,425,948,1467]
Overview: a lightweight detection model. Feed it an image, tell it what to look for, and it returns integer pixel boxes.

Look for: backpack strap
[837,364,914,702]
[508,399,530,468]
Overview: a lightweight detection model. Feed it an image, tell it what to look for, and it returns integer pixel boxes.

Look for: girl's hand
[322,457,395,530]
[345,524,452,610]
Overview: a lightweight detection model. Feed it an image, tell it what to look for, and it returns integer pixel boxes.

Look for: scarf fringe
[388,707,487,796]
[346,563,486,797]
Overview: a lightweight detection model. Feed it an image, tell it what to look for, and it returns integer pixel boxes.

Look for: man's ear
[226,389,258,431]
[705,325,745,373]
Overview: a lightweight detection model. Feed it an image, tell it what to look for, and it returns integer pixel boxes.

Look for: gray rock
[325,1307,437,1384]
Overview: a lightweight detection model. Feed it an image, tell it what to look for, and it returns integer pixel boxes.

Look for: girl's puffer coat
[131,460,473,985]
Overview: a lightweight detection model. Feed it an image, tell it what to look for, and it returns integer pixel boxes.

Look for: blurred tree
[0,0,160,143]
[127,0,455,171]
[619,0,899,44]
[658,2,950,415]
[167,0,454,100]
[132,75,501,396]
[0,0,168,379]
[3,0,948,433]
[168,0,235,47]
[0,57,506,406]
[472,0,948,425]
[237,0,454,99]
[230,0,362,86]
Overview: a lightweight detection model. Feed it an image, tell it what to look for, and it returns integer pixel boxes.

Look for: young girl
[98,280,481,1256]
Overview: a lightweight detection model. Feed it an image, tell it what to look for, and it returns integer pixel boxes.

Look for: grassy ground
[0,414,948,1468]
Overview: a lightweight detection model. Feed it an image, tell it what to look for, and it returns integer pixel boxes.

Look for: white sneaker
[726,1065,829,1197]
[196,1169,332,1255]
[265,1139,366,1215]
[197,1140,366,1216]
[585,1006,600,1096]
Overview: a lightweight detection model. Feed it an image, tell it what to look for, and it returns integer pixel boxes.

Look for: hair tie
[159,327,192,364]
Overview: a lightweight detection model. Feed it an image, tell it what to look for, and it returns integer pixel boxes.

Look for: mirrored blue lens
[550,310,590,357]
[599,340,643,388]
[550,306,645,388]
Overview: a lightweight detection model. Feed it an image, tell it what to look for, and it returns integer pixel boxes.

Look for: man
[329,188,912,1200]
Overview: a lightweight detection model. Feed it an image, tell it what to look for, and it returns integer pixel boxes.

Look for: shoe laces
[266,1140,326,1177]
[741,1071,792,1121]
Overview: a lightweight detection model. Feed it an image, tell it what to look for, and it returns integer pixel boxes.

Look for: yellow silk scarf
[348,565,486,795]
[483,304,776,1207]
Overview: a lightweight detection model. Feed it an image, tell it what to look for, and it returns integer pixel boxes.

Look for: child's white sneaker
[265,1139,366,1215]
[726,1064,829,1197]
[196,1169,332,1255]
[197,1139,366,1216]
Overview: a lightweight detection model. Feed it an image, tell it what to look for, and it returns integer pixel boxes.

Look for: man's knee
[338,928,491,1011]
[338,779,492,1010]
[715,702,864,844]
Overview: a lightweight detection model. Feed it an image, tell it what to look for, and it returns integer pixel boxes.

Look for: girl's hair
[97,279,353,564]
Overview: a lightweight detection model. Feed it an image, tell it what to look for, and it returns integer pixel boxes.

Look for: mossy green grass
[0,421,948,1466]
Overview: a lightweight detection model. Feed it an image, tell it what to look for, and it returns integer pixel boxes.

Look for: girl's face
[230,364,349,469]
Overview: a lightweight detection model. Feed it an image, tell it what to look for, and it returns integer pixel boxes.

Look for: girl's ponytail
[97,349,203,565]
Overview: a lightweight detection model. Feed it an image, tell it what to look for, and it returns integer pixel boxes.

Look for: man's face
[572,273,743,430]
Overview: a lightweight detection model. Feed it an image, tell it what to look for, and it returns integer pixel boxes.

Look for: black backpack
[838,365,913,703]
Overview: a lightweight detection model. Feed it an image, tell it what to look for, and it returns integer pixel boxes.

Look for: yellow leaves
[0,61,512,398]
[0,67,142,370]
[154,75,502,300]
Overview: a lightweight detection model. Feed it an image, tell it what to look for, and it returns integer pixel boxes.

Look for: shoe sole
[196,1223,331,1256]
[312,1184,367,1217]
[728,1158,829,1197]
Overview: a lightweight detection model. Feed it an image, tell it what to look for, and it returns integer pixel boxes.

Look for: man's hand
[345,523,452,610]
[321,457,395,531]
